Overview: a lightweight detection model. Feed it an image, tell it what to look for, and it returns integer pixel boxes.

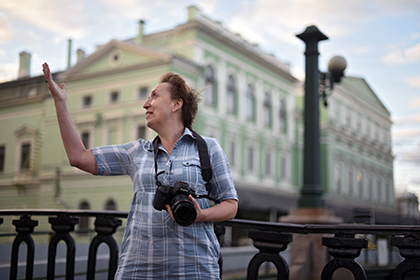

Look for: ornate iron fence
[1,209,420,279]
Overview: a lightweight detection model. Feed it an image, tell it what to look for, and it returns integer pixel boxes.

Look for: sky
[1,0,420,196]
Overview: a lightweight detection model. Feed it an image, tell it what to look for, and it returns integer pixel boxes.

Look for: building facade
[0,6,416,241]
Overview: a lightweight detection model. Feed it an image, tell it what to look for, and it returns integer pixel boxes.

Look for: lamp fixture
[319,55,347,106]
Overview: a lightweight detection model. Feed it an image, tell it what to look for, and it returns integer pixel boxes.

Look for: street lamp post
[296,25,347,208]
[281,25,346,279]
[297,25,328,208]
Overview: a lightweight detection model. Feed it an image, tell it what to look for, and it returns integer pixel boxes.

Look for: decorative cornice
[177,21,298,83]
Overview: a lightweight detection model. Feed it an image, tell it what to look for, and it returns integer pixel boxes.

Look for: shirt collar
[147,127,195,152]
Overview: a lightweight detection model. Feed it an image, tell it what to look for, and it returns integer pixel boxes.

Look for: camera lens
[171,195,197,226]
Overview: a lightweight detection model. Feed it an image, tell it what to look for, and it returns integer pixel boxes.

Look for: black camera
[153,181,197,226]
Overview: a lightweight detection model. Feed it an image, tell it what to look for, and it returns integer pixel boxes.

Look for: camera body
[153,181,197,226]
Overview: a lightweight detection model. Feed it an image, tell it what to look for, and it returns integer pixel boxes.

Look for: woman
[43,63,238,279]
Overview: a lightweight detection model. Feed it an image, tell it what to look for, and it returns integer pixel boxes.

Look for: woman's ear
[172,98,183,112]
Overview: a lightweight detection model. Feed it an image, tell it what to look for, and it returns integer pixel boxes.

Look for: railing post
[321,233,367,280]
[247,230,292,280]
[391,235,420,279]
[10,215,38,280]
[47,214,79,280]
[214,224,226,279]
[87,216,122,280]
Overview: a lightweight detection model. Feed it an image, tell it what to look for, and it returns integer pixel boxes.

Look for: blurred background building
[0,6,418,245]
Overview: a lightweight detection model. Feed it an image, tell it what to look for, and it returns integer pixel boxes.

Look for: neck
[157,125,185,155]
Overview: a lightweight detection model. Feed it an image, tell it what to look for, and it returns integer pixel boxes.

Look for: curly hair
[159,72,201,130]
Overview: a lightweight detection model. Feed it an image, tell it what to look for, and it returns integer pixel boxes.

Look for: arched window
[227,75,237,114]
[263,91,272,127]
[105,199,117,210]
[335,162,342,194]
[246,84,255,121]
[358,171,364,199]
[348,166,354,197]
[385,178,391,203]
[205,65,216,106]
[279,99,287,133]
[78,201,90,236]
[368,172,373,200]
[377,176,382,202]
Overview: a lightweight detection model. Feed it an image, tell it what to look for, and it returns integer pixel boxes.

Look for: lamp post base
[280,208,343,280]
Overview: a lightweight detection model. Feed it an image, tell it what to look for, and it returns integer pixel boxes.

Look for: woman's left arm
[191,197,238,222]
[165,197,237,223]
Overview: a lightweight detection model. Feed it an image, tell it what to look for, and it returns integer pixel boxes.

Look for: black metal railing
[1,209,420,279]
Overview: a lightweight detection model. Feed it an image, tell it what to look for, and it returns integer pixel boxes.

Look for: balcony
[1,209,420,279]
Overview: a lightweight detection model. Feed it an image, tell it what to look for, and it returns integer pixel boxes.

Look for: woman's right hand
[42,63,67,102]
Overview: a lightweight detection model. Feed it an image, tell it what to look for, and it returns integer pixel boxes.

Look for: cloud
[393,128,420,139]
[395,114,420,125]
[382,43,420,64]
[0,13,11,44]
[0,0,92,39]
[411,33,420,40]
[394,143,420,164]
[0,63,18,82]
[406,75,420,89]
[223,0,420,47]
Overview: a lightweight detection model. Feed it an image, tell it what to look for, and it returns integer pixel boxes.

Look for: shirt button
[174,147,177,150]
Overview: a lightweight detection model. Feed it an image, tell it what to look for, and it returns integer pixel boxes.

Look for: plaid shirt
[91,128,238,279]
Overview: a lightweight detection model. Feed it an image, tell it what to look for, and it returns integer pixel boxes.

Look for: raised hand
[42,63,67,102]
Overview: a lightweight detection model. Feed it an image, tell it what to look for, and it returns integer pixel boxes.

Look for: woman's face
[143,82,175,130]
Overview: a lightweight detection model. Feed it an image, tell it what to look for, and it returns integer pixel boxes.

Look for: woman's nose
[143,99,150,109]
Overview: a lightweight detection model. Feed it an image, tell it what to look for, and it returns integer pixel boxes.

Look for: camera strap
[153,130,220,203]
[191,130,212,194]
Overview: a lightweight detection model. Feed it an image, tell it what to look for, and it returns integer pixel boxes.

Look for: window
[279,99,287,133]
[78,201,90,236]
[227,139,235,168]
[137,125,146,139]
[346,112,351,130]
[348,166,354,196]
[105,199,117,210]
[385,179,391,203]
[247,146,254,171]
[356,116,361,133]
[358,171,364,199]
[227,75,237,114]
[82,95,92,108]
[108,127,117,145]
[263,91,272,127]
[81,132,90,149]
[138,86,148,99]
[280,156,287,180]
[377,177,382,202]
[264,150,271,175]
[110,91,119,104]
[366,121,371,138]
[335,162,342,194]
[205,65,216,106]
[20,143,31,170]
[246,84,255,121]
[368,173,373,200]
[109,50,123,66]
[0,146,5,172]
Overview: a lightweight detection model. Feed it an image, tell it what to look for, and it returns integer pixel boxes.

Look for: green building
[0,6,415,242]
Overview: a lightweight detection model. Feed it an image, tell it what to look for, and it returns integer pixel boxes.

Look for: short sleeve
[205,137,238,202]
[91,142,135,176]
